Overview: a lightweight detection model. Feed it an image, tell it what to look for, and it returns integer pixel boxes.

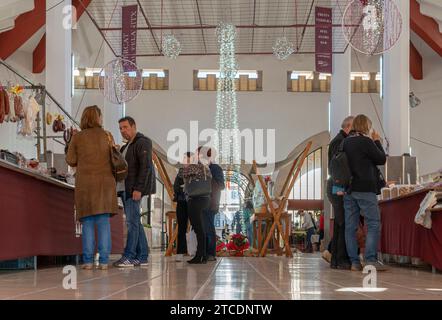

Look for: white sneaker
[175,254,184,262]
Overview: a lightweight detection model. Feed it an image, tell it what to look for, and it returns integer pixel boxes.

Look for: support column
[326,8,352,246]
[45,0,72,153]
[383,0,410,156]
[330,49,352,137]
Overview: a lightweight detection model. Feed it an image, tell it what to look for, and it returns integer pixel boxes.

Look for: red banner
[121,5,138,71]
[315,7,333,74]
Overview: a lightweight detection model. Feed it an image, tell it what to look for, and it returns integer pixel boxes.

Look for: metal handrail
[0,60,79,127]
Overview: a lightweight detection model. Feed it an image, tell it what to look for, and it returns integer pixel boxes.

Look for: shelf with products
[193,69,263,92]
[74,68,169,90]
[287,71,380,93]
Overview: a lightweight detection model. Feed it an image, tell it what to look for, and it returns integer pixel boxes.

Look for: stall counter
[0,159,124,262]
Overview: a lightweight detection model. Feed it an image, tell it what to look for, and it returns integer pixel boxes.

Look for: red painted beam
[0,0,46,60]
[410,41,423,80]
[410,0,442,57]
[32,0,91,73]
[72,0,92,26]
[32,34,45,73]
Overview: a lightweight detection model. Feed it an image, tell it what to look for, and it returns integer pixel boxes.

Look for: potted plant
[226,233,250,257]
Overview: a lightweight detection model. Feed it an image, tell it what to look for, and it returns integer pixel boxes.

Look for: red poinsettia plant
[226,233,250,256]
[216,238,226,252]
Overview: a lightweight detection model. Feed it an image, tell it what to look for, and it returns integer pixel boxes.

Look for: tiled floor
[1,251,441,300]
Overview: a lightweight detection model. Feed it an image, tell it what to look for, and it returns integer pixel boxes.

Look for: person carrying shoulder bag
[66,105,118,270]
[183,154,212,264]
[342,114,387,272]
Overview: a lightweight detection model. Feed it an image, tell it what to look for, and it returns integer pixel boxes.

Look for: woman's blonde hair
[80,105,102,130]
[352,114,372,135]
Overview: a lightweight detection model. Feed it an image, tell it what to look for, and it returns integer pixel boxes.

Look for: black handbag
[184,166,212,197]
[375,167,386,195]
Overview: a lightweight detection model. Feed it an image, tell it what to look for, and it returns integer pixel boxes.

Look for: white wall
[124,53,386,164]
[410,32,442,175]
[126,54,329,164]
[2,14,441,176]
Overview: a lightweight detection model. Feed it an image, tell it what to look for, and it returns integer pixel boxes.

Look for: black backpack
[329,141,352,188]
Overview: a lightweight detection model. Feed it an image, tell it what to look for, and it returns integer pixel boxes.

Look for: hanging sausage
[0,89,5,124]
[14,94,25,120]
[3,89,10,122]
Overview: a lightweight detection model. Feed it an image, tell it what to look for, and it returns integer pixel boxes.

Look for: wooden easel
[252,141,312,257]
[152,151,177,256]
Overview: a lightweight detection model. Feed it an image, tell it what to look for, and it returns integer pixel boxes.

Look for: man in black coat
[326,116,354,269]
[114,116,156,268]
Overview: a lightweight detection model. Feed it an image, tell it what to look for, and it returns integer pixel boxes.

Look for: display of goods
[0,88,10,124]
[398,185,415,196]
[27,159,39,169]
[46,112,53,125]
[18,95,40,136]
[389,185,416,198]
[52,115,66,132]
[381,187,391,200]
[0,149,19,165]
[63,127,76,144]
[14,95,24,120]
[391,186,399,198]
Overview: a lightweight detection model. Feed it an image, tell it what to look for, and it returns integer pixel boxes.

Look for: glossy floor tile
[0,251,441,300]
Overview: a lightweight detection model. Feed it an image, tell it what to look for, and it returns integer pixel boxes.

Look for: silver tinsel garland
[215,22,240,171]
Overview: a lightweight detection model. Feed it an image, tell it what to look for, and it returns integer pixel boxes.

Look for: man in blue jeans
[114,117,156,268]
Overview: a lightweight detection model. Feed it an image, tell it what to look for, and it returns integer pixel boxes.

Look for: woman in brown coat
[66,105,118,270]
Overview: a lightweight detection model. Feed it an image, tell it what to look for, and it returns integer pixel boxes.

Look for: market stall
[0,159,124,263]
[379,185,442,271]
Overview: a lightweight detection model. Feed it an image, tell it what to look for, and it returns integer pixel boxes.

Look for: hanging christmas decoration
[99,58,142,104]
[215,22,240,171]
[342,0,402,55]
[162,35,181,59]
[272,36,295,60]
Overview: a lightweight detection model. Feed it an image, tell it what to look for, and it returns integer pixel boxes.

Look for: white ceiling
[86,0,350,56]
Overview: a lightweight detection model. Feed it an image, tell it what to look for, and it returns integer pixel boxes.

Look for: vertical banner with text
[315,7,333,74]
[122,5,138,71]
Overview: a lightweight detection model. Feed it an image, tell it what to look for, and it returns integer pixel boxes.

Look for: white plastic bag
[186,228,197,257]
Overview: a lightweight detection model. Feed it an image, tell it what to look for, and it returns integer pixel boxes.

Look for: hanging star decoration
[272,37,295,60]
[162,35,181,59]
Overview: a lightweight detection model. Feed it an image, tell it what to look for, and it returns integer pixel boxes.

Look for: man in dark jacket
[326,116,354,269]
[198,147,225,261]
[114,116,156,268]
